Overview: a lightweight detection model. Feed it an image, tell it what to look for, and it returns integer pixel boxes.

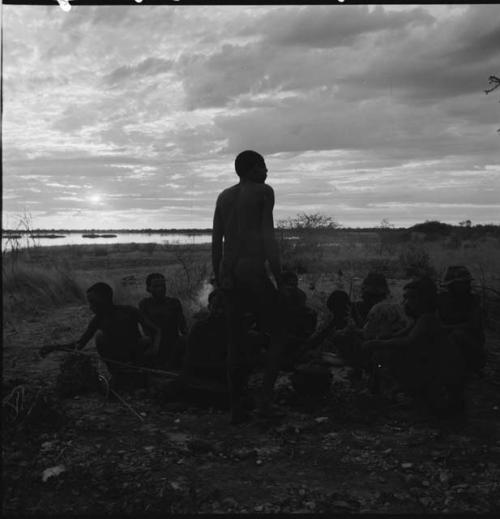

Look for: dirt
[2,303,500,514]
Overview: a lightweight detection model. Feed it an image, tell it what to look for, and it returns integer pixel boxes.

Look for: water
[1,232,212,251]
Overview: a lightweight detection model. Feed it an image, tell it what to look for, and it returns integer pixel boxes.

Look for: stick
[109,388,145,422]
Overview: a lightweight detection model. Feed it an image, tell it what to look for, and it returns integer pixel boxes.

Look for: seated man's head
[361,272,389,306]
[235,150,267,184]
[87,282,113,314]
[208,289,225,318]
[146,273,166,300]
[326,290,350,321]
[403,276,437,318]
[441,265,473,297]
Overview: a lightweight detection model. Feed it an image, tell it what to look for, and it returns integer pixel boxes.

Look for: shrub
[398,244,435,278]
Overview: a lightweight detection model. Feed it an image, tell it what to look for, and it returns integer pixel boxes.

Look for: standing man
[212,150,284,424]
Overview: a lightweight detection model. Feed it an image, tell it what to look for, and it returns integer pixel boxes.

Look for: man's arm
[75,317,100,350]
[363,315,425,352]
[261,185,282,286]
[137,310,162,354]
[212,199,224,287]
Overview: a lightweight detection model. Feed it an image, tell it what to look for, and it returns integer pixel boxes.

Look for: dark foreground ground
[2,303,500,515]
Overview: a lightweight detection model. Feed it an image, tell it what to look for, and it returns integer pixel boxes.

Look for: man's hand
[39,341,78,357]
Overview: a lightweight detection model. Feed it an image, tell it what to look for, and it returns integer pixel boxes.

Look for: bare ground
[2,302,500,515]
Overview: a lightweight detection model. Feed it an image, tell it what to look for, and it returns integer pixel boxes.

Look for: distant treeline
[1,228,213,234]
[2,221,499,239]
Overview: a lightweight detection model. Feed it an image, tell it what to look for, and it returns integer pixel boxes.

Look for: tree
[485,74,500,133]
[379,218,395,229]
[277,212,340,230]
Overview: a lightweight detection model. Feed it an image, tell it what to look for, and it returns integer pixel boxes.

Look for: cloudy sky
[2,3,499,229]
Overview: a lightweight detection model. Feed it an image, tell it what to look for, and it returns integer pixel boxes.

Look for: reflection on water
[1,232,212,250]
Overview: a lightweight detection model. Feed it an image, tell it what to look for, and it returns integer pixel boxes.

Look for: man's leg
[224,289,252,423]
[256,280,287,415]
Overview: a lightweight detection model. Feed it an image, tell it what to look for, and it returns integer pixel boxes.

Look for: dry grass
[2,258,86,319]
[2,243,211,326]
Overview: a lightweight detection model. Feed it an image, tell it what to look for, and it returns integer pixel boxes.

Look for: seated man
[74,282,161,389]
[183,289,228,382]
[325,273,389,373]
[278,271,317,370]
[304,289,351,356]
[363,301,412,341]
[139,273,187,369]
[364,277,466,415]
[438,266,486,375]
[351,271,390,328]
[157,290,264,408]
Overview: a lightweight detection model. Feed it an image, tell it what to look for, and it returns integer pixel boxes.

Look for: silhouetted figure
[156,290,265,409]
[183,289,228,382]
[74,282,161,389]
[363,301,411,341]
[364,277,466,416]
[351,272,390,327]
[304,290,351,356]
[438,266,486,375]
[330,273,390,374]
[278,271,317,370]
[212,150,285,424]
[139,273,187,369]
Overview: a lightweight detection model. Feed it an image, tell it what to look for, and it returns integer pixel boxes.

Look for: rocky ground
[3,303,500,515]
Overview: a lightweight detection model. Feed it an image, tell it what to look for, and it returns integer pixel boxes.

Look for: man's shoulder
[245,182,274,197]
[217,184,240,202]
[165,296,183,308]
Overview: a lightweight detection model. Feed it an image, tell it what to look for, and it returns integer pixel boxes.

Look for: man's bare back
[211,150,285,424]
[212,151,281,289]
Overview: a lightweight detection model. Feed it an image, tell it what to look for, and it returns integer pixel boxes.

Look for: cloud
[104,57,174,86]
[339,5,500,103]
[252,5,434,48]
[3,4,499,229]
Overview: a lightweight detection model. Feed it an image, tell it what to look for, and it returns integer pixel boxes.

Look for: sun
[88,194,102,204]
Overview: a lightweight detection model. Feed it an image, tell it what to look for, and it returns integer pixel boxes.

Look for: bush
[398,245,435,278]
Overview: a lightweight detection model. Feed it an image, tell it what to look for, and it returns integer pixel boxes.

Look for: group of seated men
[69,264,485,417]
[309,266,485,415]
[70,271,316,390]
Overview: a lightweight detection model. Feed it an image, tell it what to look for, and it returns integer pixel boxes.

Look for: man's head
[403,276,437,318]
[327,289,350,317]
[86,282,113,314]
[361,272,389,305]
[146,273,166,300]
[235,150,267,183]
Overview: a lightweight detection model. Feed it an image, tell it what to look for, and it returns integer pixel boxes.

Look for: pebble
[420,497,432,507]
[439,471,451,483]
